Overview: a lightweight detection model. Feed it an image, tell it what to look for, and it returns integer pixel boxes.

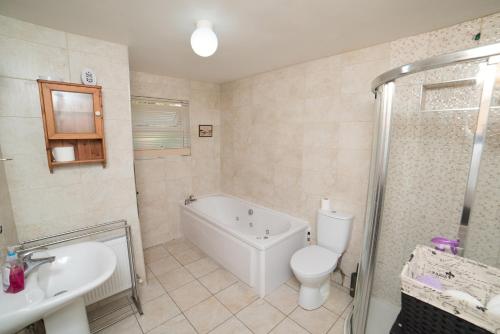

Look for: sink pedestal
[44,297,90,334]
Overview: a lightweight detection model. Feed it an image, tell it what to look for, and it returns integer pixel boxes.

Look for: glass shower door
[464,64,500,268]
[353,57,500,334]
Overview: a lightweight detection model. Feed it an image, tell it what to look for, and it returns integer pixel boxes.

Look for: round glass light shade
[190,20,218,57]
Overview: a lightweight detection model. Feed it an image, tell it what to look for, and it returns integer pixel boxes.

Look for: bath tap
[20,248,56,278]
[185,194,197,205]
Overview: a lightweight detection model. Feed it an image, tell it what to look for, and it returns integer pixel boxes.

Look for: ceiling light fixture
[190,20,218,57]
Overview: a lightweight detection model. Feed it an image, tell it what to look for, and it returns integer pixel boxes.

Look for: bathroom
[1,1,500,333]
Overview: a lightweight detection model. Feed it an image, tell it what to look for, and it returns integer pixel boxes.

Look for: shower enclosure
[348,43,500,333]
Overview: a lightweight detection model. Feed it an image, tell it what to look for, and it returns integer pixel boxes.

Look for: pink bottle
[2,247,25,293]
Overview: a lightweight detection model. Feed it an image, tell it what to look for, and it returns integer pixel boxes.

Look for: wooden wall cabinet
[38,80,106,172]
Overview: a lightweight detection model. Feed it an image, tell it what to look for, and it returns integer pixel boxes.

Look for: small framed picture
[198,125,213,137]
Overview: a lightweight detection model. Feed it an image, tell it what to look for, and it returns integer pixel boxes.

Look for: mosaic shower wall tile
[480,12,500,45]
[427,19,482,57]
[372,65,483,305]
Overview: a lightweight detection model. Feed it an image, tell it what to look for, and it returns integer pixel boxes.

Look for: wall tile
[67,33,128,64]
[130,72,221,247]
[0,78,41,117]
[69,51,130,91]
[0,116,46,156]
[0,14,66,48]
[0,17,146,278]
[0,35,69,80]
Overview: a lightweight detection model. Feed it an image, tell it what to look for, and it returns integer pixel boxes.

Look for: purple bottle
[431,237,460,255]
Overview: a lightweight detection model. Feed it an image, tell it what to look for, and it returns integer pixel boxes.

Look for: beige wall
[220,46,389,287]
[0,146,17,252]
[220,12,500,288]
[130,71,221,248]
[0,15,146,278]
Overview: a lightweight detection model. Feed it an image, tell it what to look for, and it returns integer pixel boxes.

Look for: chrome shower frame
[348,43,500,334]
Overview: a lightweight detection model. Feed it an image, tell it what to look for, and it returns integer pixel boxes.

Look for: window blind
[131,96,190,150]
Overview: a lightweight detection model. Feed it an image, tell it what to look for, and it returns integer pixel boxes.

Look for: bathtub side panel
[264,229,308,295]
[181,209,256,286]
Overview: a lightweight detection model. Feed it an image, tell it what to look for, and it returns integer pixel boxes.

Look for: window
[131,96,190,157]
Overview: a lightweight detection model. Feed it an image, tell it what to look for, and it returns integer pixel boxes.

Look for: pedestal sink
[0,241,117,334]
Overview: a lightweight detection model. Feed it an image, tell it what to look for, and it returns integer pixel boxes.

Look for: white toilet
[290,209,353,310]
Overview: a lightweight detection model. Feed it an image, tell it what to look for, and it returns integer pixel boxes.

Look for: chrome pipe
[125,225,143,315]
[353,82,395,334]
[372,43,500,92]
[344,305,354,334]
[19,219,127,245]
[458,60,498,248]
[18,225,127,252]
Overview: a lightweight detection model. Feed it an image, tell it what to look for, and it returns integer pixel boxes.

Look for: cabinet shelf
[51,159,105,167]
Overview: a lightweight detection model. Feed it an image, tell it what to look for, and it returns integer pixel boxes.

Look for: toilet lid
[290,245,340,277]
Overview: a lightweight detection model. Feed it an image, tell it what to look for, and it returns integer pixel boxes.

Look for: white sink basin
[0,241,117,334]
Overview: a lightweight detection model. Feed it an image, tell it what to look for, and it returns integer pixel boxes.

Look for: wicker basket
[394,245,500,333]
[391,294,491,334]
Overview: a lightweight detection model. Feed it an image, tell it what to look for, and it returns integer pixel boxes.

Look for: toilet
[290,209,353,310]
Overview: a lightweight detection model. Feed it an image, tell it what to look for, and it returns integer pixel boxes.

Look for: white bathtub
[180,194,309,297]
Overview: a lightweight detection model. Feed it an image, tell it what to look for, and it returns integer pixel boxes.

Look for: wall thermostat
[81,68,97,85]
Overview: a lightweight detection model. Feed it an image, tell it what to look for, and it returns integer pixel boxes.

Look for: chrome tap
[184,194,197,205]
[19,248,56,278]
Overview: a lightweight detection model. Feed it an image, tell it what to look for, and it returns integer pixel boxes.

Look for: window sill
[134,148,191,159]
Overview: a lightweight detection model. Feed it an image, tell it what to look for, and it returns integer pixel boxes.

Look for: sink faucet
[19,248,56,278]
[184,194,197,205]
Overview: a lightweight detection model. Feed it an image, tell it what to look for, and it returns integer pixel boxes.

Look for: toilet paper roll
[52,146,75,162]
[320,198,331,211]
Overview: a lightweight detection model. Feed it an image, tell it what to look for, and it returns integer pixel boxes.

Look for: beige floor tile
[323,285,353,315]
[144,245,170,264]
[327,319,344,334]
[169,280,212,311]
[184,296,232,334]
[286,276,300,291]
[148,256,182,277]
[147,314,197,334]
[99,315,142,334]
[173,246,205,265]
[136,295,180,332]
[185,257,219,278]
[340,304,353,319]
[199,268,238,294]
[209,317,252,334]
[236,299,285,334]
[139,269,166,303]
[156,267,195,291]
[265,284,299,314]
[165,238,194,255]
[290,306,338,334]
[270,318,309,334]
[215,281,258,313]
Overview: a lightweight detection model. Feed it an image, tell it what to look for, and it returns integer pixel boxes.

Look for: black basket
[390,293,492,334]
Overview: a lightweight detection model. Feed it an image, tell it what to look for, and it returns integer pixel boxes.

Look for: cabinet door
[40,82,103,139]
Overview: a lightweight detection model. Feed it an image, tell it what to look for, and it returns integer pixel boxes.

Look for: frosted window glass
[131,97,190,150]
[52,91,95,133]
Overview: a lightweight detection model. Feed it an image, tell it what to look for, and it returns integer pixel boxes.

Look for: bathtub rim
[180,193,309,251]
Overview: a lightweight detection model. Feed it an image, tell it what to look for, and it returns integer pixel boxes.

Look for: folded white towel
[487,294,500,309]
[443,290,483,308]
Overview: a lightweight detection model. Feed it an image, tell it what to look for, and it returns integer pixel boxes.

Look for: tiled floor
[100,238,352,334]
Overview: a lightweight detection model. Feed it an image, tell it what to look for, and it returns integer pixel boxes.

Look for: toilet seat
[290,245,340,277]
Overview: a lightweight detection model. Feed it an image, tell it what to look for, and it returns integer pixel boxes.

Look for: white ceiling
[1,0,500,83]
